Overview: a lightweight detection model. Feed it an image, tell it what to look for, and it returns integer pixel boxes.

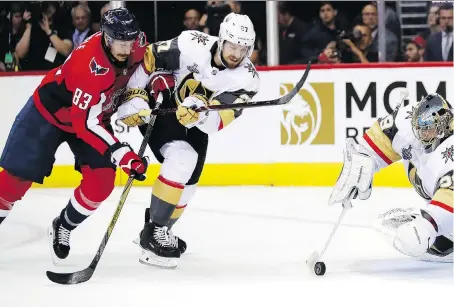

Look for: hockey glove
[108,142,148,181]
[118,88,150,127]
[329,138,375,206]
[176,95,209,128]
[147,72,176,103]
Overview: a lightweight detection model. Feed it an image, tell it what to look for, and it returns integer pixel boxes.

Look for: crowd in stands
[0,1,452,72]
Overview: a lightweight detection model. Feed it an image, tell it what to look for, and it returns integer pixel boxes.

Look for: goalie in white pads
[116,13,260,268]
[330,93,453,262]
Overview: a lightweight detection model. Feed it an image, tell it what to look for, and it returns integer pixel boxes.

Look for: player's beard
[224,55,241,68]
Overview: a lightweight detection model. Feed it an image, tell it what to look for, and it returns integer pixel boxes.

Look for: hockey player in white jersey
[116,13,260,267]
[330,93,453,262]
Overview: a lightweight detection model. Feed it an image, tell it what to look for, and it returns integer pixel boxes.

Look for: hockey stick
[305,189,356,276]
[46,94,163,285]
[140,61,312,117]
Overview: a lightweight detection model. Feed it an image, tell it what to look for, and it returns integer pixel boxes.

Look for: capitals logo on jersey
[89,57,109,76]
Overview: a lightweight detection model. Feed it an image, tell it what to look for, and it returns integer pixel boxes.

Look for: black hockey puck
[314,262,326,276]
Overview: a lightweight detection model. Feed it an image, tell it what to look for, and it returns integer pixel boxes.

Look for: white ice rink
[0,186,452,307]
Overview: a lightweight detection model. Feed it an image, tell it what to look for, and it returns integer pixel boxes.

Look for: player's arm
[329,103,405,205]
[69,84,148,181]
[117,37,181,126]
[176,90,257,134]
[70,86,118,155]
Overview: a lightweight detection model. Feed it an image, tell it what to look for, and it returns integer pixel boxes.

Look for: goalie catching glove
[329,138,376,206]
[107,142,149,181]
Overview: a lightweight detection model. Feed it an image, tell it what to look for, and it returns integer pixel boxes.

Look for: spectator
[71,4,94,49]
[277,1,309,64]
[317,41,341,64]
[183,9,202,31]
[418,4,441,41]
[0,3,25,71]
[424,3,453,61]
[200,1,241,34]
[15,2,73,71]
[405,38,425,62]
[362,3,398,61]
[301,2,343,64]
[340,24,377,63]
[92,2,111,32]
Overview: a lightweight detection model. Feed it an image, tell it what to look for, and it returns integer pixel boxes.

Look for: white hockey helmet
[218,13,256,62]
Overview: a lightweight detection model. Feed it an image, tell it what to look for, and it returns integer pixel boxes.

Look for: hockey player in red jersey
[0,8,149,263]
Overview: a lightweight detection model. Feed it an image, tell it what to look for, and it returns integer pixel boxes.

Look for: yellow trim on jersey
[7,162,412,188]
[365,121,401,163]
[144,46,156,73]
[432,188,454,208]
[210,100,235,127]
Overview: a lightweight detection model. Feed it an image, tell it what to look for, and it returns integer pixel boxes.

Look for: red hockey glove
[108,143,148,181]
[147,72,176,103]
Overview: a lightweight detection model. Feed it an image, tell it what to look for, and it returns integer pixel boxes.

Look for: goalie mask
[411,94,453,149]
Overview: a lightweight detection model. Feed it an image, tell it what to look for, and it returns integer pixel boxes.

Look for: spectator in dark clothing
[340,24,378,63]
[300,2,342,63]
[15,2,73,71]
[277,2,309,64]
[424,3,453,62]
[0,3,25,71]
[183,9,203,31]
[362,3,398,62]
[417,4,441,41]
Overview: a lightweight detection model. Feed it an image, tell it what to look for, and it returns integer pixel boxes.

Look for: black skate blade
[46,268,94,285]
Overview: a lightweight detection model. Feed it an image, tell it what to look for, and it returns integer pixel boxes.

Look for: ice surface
[0,187,452,307]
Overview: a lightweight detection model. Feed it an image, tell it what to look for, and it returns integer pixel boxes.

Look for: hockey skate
[47,216,72,265]
[133,208,187,254]
[139,222,181,268]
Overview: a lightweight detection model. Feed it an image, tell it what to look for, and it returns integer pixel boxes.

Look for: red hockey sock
[0,170,32,223]
[60,167,115,230]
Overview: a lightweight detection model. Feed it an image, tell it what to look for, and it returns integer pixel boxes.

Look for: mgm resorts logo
[280,83,334,145]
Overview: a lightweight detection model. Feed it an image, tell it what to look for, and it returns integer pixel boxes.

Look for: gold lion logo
[280,83,335,145]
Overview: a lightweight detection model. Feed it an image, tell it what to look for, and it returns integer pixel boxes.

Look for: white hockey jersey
[360,101,453,236]
[131,30,260,132]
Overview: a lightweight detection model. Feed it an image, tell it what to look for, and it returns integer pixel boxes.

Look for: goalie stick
[46,94,163,285]
[140,61,312,117]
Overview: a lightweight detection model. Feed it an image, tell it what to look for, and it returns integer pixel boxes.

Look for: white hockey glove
[329,138,375,206]
[176,95,209,128]
[375,208,438,258]
[117,88,151,127]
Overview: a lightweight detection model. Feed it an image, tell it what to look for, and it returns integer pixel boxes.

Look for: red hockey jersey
[33,32,147,155]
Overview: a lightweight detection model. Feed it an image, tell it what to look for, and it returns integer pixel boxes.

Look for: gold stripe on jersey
[144,46,156,73]
[210,99,236,127]
[365,121,401,163]
[153,177,184,205]
[432,188,454,209]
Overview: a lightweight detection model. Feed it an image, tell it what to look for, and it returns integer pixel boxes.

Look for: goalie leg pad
[394,215,437,257]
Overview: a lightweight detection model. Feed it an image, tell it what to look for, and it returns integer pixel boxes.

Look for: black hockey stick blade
[46,267,94,285]
[149,61,312,115]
